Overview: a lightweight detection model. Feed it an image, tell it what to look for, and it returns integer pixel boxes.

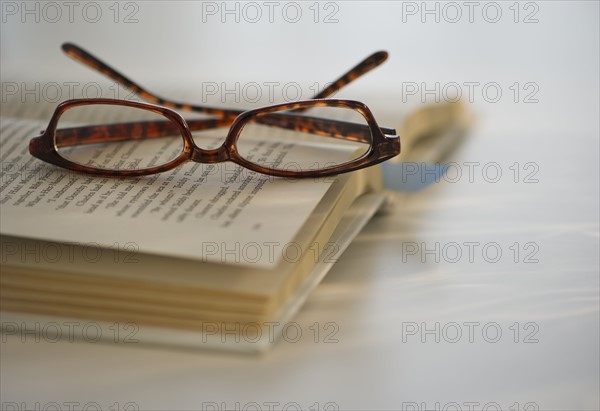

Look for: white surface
[1,1,599,410]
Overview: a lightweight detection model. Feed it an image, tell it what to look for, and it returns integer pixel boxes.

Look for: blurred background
[2,1,598,136]
[1,1,599,410]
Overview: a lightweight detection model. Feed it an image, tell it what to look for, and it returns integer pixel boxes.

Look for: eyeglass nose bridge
[189,144,231,164]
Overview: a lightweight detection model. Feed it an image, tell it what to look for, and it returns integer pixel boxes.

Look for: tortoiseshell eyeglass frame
[29,98,400,179]
[62,43,389,124]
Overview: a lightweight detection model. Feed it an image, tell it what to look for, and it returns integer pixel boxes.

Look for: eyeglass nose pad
[190,145,230,164]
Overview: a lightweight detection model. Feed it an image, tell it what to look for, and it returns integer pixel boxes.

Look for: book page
[0,117,360,268]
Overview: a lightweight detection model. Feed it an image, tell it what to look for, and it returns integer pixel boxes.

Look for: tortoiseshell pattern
[54,118,232,148]
[54,113,394,148]
[61,43,389,123]
[30,98,401,179]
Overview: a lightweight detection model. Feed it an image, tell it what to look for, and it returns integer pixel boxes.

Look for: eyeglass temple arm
[309,51,388,99]
[248,113,396,143]
[61,43,388,118]
[54,118,231,148]
[54,116,396,148]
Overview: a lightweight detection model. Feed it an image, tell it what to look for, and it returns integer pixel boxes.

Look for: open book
[0,105,386,352]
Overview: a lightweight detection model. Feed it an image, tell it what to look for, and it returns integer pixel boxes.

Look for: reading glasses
[28,44,400,178]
